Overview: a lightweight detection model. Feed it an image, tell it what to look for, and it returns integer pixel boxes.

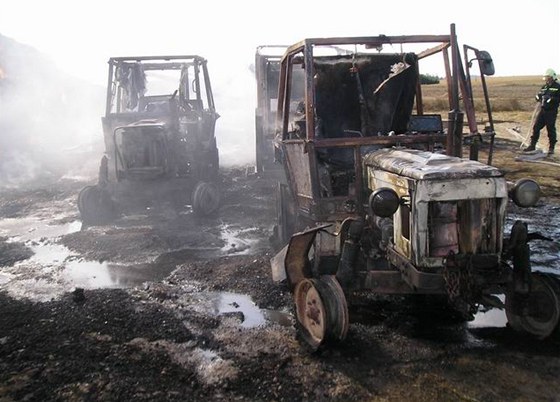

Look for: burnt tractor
[78,56,220,224]
[270,25,560,349]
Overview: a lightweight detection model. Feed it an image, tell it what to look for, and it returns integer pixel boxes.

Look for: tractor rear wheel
[77,185,116,225]
[192,181,220,216]
[505,272,560,339]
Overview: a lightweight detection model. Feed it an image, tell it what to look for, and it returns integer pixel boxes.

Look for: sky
[1,0,559,168]
[2,0,558,83]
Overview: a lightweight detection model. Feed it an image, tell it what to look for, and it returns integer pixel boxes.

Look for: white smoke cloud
[0,34,105,187]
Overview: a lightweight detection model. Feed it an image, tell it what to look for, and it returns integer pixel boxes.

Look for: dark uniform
[527,77,560,154]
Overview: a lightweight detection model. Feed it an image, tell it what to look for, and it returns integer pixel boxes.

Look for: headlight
[509,178,541,207]
[368,188,400,217]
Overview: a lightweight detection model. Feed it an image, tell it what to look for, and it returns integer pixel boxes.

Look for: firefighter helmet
[544,68,557,79]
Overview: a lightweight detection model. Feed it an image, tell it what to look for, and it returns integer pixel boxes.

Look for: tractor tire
[77,185,116,225]
[192,181,220,216]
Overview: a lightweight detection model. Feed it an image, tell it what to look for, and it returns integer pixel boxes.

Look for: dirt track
[1,134,560,401]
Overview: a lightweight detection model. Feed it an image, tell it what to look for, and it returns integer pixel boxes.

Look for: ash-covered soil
[1,140,560,401]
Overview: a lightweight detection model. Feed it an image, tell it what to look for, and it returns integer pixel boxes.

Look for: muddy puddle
[0,215,291,329]
[184,291,293,328]
[0,216,267,297]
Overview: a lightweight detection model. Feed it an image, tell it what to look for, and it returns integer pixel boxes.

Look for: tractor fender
[270,224,331,290]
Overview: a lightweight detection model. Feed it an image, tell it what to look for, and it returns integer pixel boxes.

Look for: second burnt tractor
[78,55,221,224]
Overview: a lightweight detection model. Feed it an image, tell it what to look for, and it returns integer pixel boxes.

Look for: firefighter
[524,69,560,154]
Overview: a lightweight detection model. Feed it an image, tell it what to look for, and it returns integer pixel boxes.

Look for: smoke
[0,35,265,189]
[208,52,257,168]
[0,34,105,188]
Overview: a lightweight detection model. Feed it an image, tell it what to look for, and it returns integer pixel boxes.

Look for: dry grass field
[420,75,560,199]
[421,75,543,121]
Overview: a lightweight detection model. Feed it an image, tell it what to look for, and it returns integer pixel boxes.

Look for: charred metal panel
[414,184,506,268]
[367,168,414,260]
[114,123,169,180]
[283,141,314,212]
[386,246,446,292]
[415,179,507,202]
[363,148,503,180]
[274,225,331,290]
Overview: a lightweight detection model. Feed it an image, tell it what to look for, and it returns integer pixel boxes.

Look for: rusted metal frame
[463,45,475,110]
[308,34,452,48]
[416,42,456,115]
[281,42,306,64]
[311,134,447,148]
[479,64,495,165]
[109,59,200,71]
[306,142,323,204]
[304,41,316,141]
[448,23,463,158]
[304,41,324,202]
[416,43,452,115]
[458,61,478,135]
[278,55,291,141]
[109,55,204,62]
[417,43,451,60]
[283,34,451,64]
[449,24,460,119]
[106,62,115,116]
[465,44,495,164]
[192,62,202,105]
[280,142,304,215]
[443,47,453,108]
[138,63,192,71]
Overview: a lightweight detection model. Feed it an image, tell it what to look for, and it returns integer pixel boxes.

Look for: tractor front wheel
[293,276,349,350]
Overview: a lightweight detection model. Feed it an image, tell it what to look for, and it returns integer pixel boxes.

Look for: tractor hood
[363,148,503,181]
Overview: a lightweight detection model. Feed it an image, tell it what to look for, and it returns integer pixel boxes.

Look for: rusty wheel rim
[294,276,349,349]
[294,279,327,348]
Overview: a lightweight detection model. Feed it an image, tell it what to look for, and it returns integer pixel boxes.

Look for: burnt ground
[1,129,560,402]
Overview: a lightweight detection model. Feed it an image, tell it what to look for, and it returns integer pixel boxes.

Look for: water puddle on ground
[0,216,265,298]
[64,258,176,289]
[187,291,292,328]
[0,217,178,299]
[218,224,261,256]
[0,217,82,242]
[469,301,508,329]
[0,216,290,329]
